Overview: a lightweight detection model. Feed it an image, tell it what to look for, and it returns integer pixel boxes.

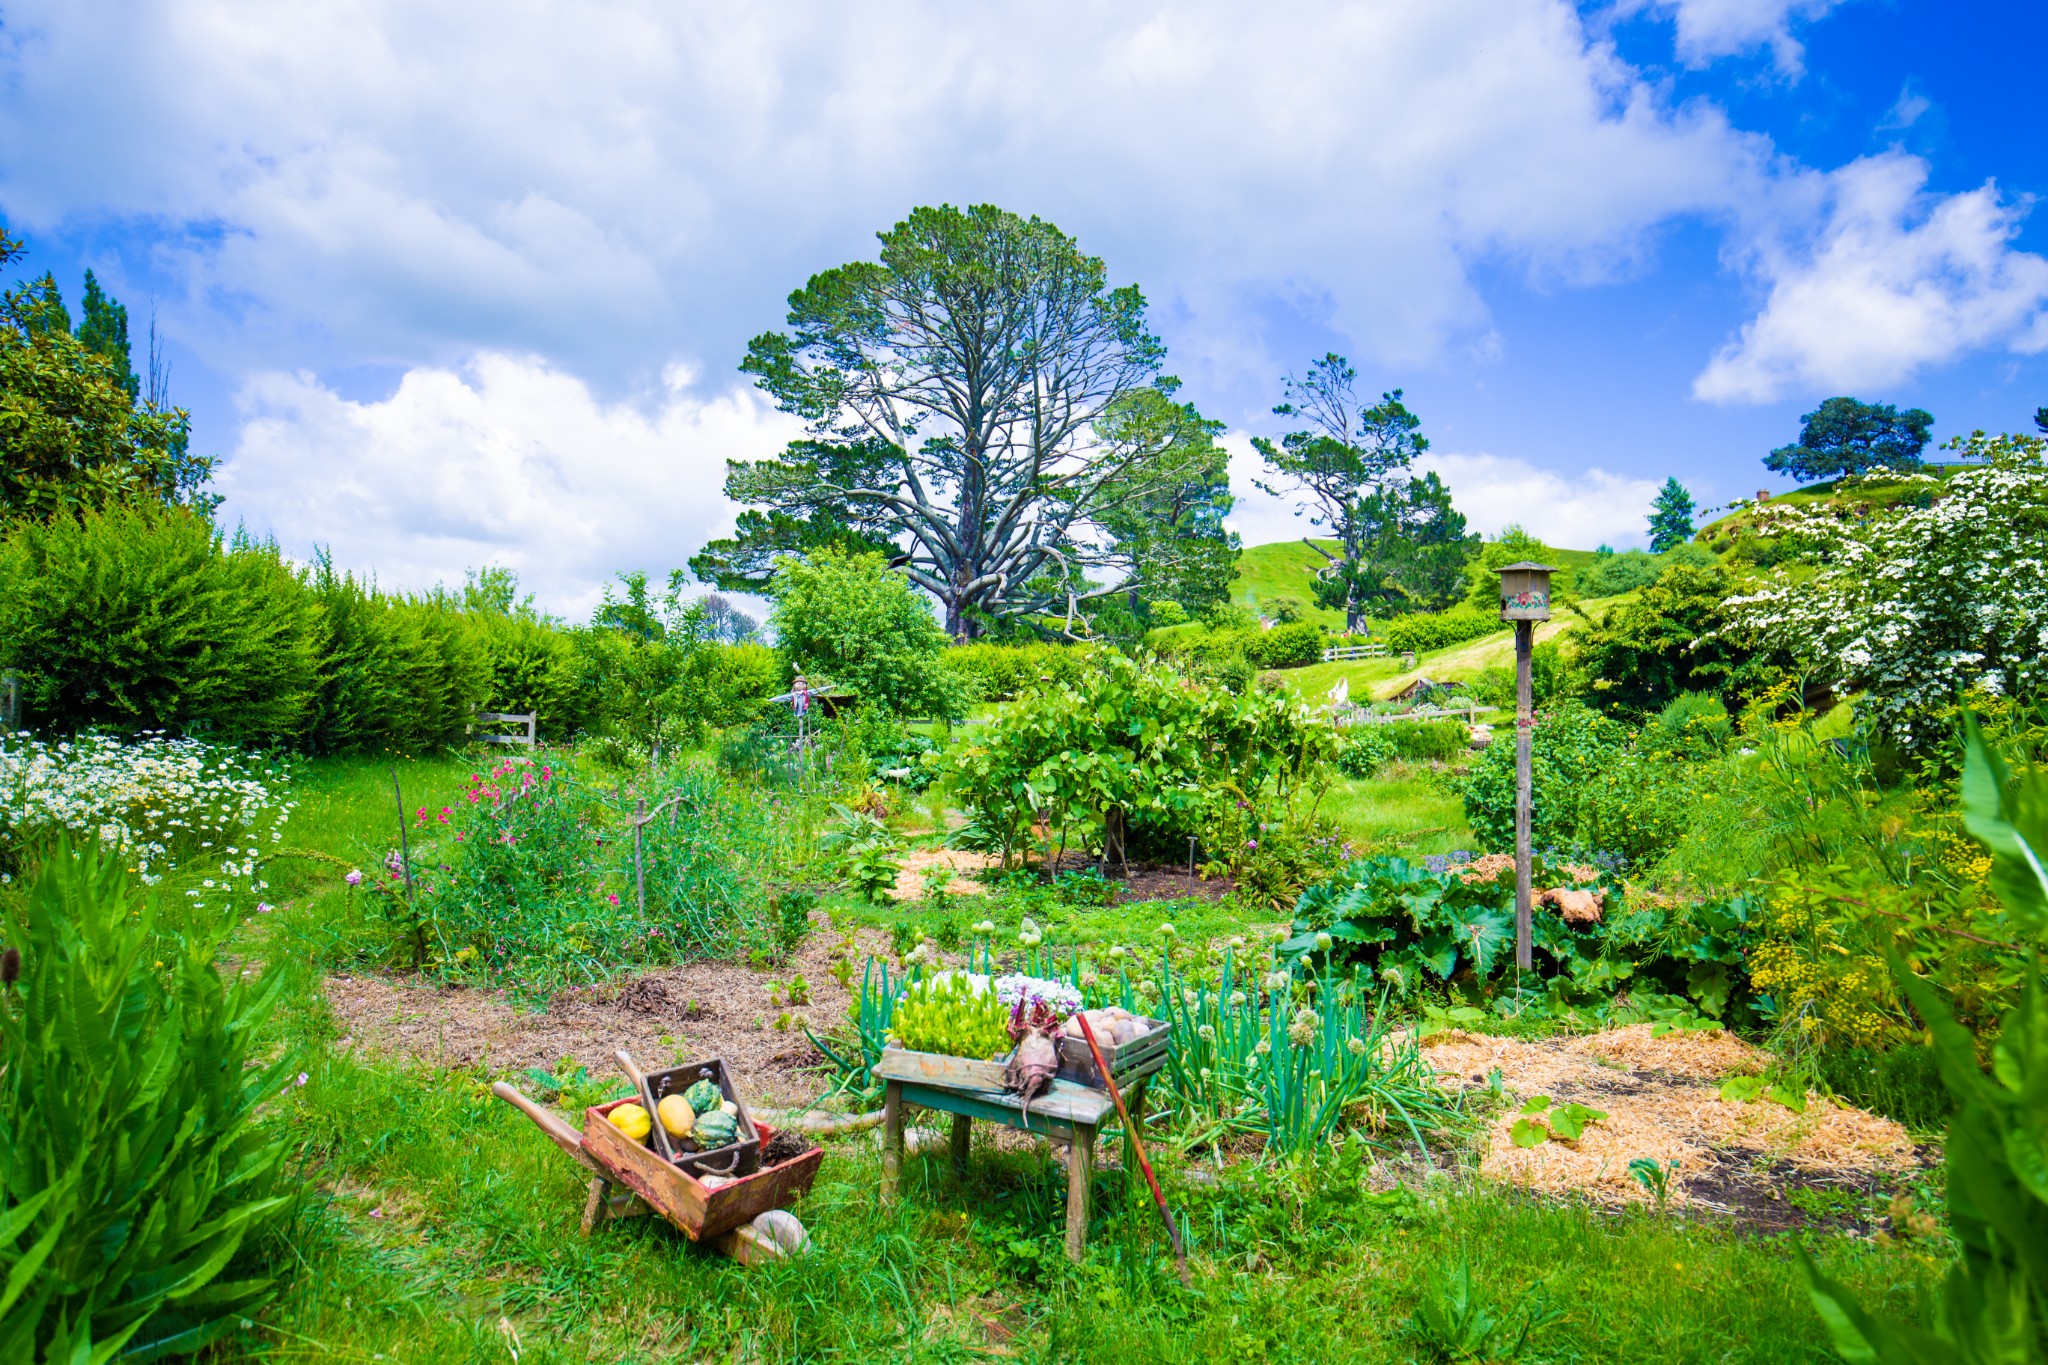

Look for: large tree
[1307,470,1474,619]
[1091,381,1238,621]
[1764,396,1933,483]
[1250,354,1439,631]
[703,204,1221,638]
[0,231,213,518]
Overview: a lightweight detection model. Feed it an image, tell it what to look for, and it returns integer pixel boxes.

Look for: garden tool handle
[1076,1013,1192,1289]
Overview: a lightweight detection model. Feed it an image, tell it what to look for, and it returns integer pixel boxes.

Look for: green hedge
[0,503,776,753]
[940,641,1100,702]
[1380,605,1499,654]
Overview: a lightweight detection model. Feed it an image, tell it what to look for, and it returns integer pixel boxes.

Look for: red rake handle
[1076,1013,1192,1289]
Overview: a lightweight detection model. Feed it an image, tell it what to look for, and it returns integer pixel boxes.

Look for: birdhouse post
[1496,562,1555,973]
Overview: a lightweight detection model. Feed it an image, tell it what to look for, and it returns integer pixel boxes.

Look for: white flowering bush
[1723,433,2048,751]
[0,732,293,911]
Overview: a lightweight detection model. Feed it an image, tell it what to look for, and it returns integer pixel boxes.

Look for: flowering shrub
[0,732,291,915]
[1722,432,2048,753]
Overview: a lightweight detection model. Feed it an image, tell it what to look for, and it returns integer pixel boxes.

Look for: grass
[18,748,1946,1361]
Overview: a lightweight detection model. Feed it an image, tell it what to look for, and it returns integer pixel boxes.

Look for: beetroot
[1004,1030,1060,1124]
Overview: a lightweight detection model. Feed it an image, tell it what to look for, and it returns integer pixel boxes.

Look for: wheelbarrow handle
[491,1081,608,1176]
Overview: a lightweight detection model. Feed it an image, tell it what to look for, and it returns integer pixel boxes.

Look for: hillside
[1229,537,1602,624]
[1693,464,1965,547]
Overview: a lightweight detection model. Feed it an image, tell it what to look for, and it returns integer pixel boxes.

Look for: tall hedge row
[0,504,765,752]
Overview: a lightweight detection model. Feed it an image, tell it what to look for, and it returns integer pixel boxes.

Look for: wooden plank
[1065,1121,1095,1263]
[581,1102,821,1241]
[874,1047,1012,1093]
[881,1081,904,1202]
[896,1082,1090,1140]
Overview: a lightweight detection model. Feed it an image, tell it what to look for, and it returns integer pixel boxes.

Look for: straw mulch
[1421,1025,1921,1211]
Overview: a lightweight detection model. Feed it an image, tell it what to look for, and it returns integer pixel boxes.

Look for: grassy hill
[1693,464,1964,547]
[1229,538,1603,624]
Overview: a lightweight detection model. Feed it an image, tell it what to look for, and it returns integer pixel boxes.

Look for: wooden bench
[470,711,537,745]
[874,1046,1161,1262]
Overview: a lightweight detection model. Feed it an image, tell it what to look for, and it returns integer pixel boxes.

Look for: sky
[3,0,2044,619]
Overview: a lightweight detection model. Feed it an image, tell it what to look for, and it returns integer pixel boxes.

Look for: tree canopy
[701,204,1224,639]
[1646,477,1695,553]
[1251,354,1460,630]
[0,231,212,519]
[768,547,958,718]
[1764,397,1933,484]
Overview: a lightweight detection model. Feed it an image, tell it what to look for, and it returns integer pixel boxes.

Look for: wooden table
[873,1048,1152,1262]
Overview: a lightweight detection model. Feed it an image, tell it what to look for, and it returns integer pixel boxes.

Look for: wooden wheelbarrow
[492,1082,824,1265]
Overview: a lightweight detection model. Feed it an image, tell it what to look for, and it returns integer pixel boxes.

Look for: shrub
[940,641,1097,702]
[1148,600,1188,627]
[1380,605,1497,655]
[770,548,960,718]
[304,559,487,755]
[1336,726,1397,778]
[1382,718,1468,762]
[470,609,586,741]
[0,841,298,1359]
[1575,548,1662,598]
[1460,700,1694,868]
[1574,562,1790,720]
[1245,620,1325,669]
[1471,640,1573,709]
[0,503,322,742]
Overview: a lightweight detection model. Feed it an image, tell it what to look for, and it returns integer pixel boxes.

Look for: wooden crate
[582,1100,822,1241]
[873,1045,1012,1092]
[1056,1017,1170,1089]
[639,1057,760,1179]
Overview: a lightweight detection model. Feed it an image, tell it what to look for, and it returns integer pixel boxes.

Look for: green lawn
[69,749,1940,1362]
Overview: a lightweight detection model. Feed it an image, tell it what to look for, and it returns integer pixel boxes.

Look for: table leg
[882,1080,904,1203]
[580,1176,607,1236]
[950,1113,972,1177]
[1066,1120,1095,1262]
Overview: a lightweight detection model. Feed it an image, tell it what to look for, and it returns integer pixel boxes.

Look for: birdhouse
[1496,562,1555,623]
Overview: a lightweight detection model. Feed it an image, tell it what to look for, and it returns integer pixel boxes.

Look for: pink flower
[454,832,465,843]
[257,902,273,914]
[607,893,620,906]
[345,869,362,887]
[540,765,553,781]
[438,807,451,823]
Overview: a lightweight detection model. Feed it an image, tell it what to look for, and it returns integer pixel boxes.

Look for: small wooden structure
[1319,642,1390,662]
[874,1028,1168,1263]
[491,1082,821,1265]
[470,711,537,745]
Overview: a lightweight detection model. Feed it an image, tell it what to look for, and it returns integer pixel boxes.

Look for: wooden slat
[874,1047,1012,1092]
[492,1082,609,1177]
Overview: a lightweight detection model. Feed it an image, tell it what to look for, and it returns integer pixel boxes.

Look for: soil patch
[1422,1024,1925,1214]
[322,916,892,1108]
[886,849,1236,904]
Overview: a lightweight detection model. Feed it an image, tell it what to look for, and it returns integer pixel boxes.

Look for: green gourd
[693,1110,739,1148]
[684,1078,722,1113]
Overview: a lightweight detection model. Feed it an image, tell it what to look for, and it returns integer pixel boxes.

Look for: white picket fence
[1320,642,1391,661]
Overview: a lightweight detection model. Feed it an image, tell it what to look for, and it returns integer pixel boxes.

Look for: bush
[471,609,586,740]
[0,503,322,742]
[1148,600,1188,627]
[940,641,1097,702]
[305,558,487,755]
[0,842,298,1359]
[1245,620,1325,669]
[1380,605,1498,655]
[769,548,960,718]
[1382,718,1469,762]
[1575,549,1662,598]
[1460,700,1694,868]
[1471,640,1574,709]
[1336,726,1397,778]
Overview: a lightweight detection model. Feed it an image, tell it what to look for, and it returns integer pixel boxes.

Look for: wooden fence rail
[1343,704,1499,727]
[1320,643,1390,662]
[470,711,537,746]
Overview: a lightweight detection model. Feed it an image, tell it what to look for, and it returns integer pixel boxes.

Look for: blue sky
[3,0,2044,615]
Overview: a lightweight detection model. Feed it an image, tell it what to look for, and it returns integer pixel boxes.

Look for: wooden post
[633,798,647,920]
[1066,1121,1095,1262]
[1514,619,1534,972]
[950,1113,972,1178]
[391,766,416,894]
[881,1081,904,1202]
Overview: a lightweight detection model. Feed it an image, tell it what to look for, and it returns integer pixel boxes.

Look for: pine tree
[1646,477,1695,553]
[76,270,137,399]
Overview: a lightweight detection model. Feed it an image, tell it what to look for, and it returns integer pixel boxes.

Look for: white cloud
[1626,0,1847,76]
[216,355,801,618]
[0,0,1766,386]
[1695,153,2048,403]
[1222,435,1660,551]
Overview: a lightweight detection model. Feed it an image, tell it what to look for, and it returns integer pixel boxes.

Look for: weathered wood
[949,1113,972,1177]
[634,1057,761,1177]
[471,711,537,745]
[581,1103,820,1241]
[491,1082,608,1176]
[881,1081,905,1202]
[874,1046,1012,1094]
[1513,618,1534,972]
[1065,1121,1095,1262]
[1056,1019,1170,1089]
[580,1177,651,1234]
[895,1077,1111,1138]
